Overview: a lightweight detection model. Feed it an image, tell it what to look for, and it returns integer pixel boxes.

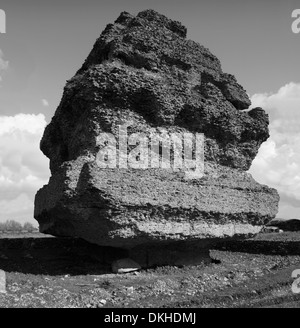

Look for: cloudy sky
[0,0,299,225]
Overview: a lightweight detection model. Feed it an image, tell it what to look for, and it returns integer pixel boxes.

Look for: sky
[0,0,299,225]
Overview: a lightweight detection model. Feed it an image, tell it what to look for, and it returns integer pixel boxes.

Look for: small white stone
[111,258,141,274]
[0,270,6,294]
[127,286,134,293]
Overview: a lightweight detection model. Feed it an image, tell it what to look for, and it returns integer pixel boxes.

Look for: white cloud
[0,193,37,225]
[0,49,9,82]
[0,113,46,135]
[0,113,50,224]
[249,82,300,219]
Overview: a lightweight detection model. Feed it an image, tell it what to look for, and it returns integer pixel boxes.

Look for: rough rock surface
[35,10,279,251]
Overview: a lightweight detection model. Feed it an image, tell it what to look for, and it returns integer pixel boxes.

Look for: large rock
[34,10,279,251]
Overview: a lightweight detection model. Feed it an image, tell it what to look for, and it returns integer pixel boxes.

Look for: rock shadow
[0,236,127,276]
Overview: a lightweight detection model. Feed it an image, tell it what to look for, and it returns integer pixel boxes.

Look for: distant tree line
[0,220,37,232]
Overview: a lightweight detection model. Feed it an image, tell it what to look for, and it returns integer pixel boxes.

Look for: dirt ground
[0,232,300,308]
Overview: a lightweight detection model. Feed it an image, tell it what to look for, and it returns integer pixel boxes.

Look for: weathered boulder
[34,10,279,252]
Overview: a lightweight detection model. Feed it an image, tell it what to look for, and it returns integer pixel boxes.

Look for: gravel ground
[0,232,300,308]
